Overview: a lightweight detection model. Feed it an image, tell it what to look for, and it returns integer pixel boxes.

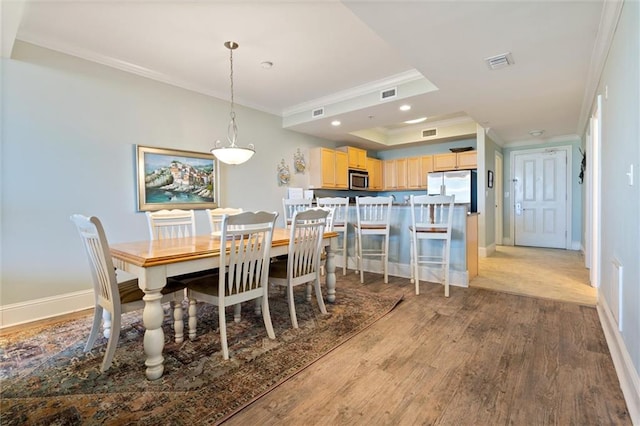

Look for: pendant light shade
[211,41,255,165]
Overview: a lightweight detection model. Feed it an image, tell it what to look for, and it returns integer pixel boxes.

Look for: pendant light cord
[228,43,238,146]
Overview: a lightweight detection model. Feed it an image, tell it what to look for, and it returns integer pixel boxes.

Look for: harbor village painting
[136,145,218,211]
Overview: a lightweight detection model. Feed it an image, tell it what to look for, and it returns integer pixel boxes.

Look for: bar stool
[354,196,393,284]
[316,196,349,275]
[409,194,455,297]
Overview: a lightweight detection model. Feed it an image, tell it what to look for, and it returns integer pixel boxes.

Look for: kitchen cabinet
[338,146,367,170]
[366,157,383,190]
[383,158,407,190]
[421,155,434,187]
[309,147,348,189]
[433,151,477,171]
[335,150,348,189]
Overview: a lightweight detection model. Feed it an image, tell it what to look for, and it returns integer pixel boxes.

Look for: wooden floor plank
[224,248,630,425]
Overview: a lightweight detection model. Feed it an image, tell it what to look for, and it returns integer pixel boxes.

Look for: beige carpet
[470,245,597,306]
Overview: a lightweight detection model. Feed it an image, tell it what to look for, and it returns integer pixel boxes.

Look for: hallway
[470,245,597,306]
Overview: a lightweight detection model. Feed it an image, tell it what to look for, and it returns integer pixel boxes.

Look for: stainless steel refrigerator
[427,170,477,212]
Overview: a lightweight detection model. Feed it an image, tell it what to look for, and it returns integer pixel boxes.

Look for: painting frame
[136,145,219,212]
[488,170,494,189]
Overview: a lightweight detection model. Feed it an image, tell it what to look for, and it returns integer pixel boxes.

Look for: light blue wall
[595,0,639,384]
[502,138,583,247]
[1,41,332,305]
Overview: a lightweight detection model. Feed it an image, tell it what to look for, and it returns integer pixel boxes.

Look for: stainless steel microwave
[349,170,369,190]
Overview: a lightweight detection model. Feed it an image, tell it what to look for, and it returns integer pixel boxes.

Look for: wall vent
[380,87,397,100]
[312,107,325,118]
[422,128,437,138]
[485,52,514,70]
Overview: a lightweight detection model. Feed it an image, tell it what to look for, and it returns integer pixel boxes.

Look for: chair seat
[184,273,222,296]
[409,225,448,234]
[268,259,288,279]
[355,224,388,230]
[119,277,187,304]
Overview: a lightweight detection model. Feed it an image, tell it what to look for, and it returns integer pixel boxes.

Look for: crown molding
[576,0,624,136]
[15,34,281,116]
[282,69,427,117]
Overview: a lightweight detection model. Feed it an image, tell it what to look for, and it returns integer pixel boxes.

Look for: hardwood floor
[224,249,629,425]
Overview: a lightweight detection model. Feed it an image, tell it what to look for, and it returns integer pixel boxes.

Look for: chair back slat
[316,196,349,228]
[282,198,312,228]
[410,194,455,232]
[356,196,393,226]
[145,209,196,240]
[220,211,277,297]
[288,208,328,280]
[206,207,243,235]
[71,215,118,310]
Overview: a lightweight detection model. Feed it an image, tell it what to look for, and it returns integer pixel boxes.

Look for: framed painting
[136,145,219,211]
[488,170,494,189]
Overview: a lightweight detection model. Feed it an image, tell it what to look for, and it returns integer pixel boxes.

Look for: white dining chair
[268,208,329,328]
[186,211,278,360]
[409,194,455,297]
[282,198,312,228]
[354,196,393,284]
[70,214,186,372]
[316,196,349,275]
[206,207,243,236]
[145,209,196,240]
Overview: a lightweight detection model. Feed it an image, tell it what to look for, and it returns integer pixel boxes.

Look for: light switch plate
[627,164,634,186]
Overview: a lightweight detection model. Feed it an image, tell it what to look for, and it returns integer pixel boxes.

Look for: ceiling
[6,0,607,151]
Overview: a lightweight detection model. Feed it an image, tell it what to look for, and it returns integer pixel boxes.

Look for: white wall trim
[479,243,496,258]
[571,240,582,251]
[0,289,94,329]
[598,296,640,424]
[346,256,468,287]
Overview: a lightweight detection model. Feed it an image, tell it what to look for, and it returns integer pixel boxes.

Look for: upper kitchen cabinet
[383,158,407,190]
[309,147,348,189]
[433,151,477,171]
[338,146,367,170]
[407,155,433,189]
[366,157,383,191]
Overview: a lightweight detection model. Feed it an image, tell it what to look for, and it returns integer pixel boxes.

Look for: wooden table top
[110,228,337,268]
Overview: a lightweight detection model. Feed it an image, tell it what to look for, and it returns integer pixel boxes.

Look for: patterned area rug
[1,286,403,425]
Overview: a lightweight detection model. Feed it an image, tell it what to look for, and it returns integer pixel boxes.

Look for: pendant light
[210,41,255,165]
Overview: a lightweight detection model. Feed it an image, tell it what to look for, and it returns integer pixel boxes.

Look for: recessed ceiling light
[529,130,544,137]
[399,104,411,111]
[331,120,341,126]
[404,117,427,124]
[260,61,273,69]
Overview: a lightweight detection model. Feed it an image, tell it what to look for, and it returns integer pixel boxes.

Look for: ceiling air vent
[312,107,325,118]
[380,87,397,101]
[485,52,514,70]
[422,128,437,138]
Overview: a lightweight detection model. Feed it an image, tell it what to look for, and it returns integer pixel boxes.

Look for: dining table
[110,227,338,380]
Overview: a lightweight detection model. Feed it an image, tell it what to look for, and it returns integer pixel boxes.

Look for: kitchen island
[335,203,477,287]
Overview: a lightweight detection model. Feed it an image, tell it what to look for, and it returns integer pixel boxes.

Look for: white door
[514,149,567,248]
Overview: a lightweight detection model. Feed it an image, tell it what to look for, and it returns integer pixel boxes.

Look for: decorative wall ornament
[277,159,291,186]
[294,148,306,174]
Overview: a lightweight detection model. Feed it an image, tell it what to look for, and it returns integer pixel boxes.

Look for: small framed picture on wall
[488,170,494,188]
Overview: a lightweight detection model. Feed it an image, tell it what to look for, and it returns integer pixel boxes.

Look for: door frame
[509,145,573,249]
[495,151,504,245]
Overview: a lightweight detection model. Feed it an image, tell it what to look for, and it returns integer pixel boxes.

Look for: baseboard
[598,296,640,424]
[352,257,468,288]
[0,289,94,329]
[479,243,496,258]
